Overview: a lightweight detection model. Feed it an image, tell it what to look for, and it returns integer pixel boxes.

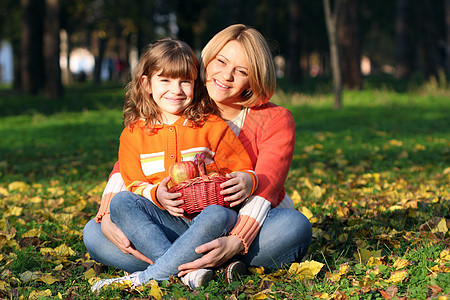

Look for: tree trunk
[395,0,413,79]
[337,0,362,89]
[93,35,107,84]
[323,0,342,109]
[21,0,45,95]
[445,0,450,74]
[44,0,63,98]
[287,0,302,85]
[416,0,440,80]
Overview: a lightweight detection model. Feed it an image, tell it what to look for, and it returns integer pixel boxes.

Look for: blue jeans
[83,191,312,282]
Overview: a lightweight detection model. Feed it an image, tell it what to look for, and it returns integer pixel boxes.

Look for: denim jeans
[83,191,312,283]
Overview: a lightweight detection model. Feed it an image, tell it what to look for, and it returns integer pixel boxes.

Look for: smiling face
[205,40,250,115]
[142,71,194,124]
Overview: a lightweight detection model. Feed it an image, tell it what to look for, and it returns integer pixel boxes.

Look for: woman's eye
[238,69,248,76]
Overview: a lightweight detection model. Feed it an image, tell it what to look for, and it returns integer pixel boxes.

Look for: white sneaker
[180,269,213,289]
[91,271,142,293]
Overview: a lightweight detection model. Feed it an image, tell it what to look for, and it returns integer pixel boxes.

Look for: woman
[84,24,312,290]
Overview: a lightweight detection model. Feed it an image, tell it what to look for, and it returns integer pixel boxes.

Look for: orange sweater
[118,114,257,209]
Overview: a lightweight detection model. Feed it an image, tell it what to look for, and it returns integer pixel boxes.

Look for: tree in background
[20,0,45,95]
[44,0,63,98]
[446,0,450,74]
[287,0,302,85]
[416,0,441,80]
[395,0,413,79]
[323,0,342,109]
[337,0,362,89]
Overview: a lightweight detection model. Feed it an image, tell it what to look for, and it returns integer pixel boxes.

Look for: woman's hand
[100,214,154,264]
[177,235,244,276]
[156,176,184,217]
[220,172,253,207]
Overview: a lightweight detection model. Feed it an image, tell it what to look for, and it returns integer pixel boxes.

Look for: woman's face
[205,40,250,108]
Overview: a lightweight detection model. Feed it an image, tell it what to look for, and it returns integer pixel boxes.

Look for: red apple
[168,161,199,188]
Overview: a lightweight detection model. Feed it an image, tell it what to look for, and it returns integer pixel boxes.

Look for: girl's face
[142,71,194,124]
[205,40,250,110]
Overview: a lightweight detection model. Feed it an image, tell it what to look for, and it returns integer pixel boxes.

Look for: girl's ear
[140,75,152,94]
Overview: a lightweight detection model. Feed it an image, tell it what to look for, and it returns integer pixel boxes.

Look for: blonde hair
[201,24,276,107]
[123,38,216,129]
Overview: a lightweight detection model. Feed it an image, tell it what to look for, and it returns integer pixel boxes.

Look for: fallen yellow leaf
[83,268,97,281]
[6,206,23,217]
[147,280,163,300]
[28,289,52,299]
[431,218,448,235]
[8,181,29,192]
[312,186,323,200]
[38,274,60,285]
[393,258,409,270]
[54,244,76,257]
[439,248,450,262]
[354,248,382,263]
[0,280,10,291]
[299,206,313,220]
[289,260,324,280]
[0,187,9,196]
[291,190,302,207]
[21,228,42,238]
[386,269,408,283]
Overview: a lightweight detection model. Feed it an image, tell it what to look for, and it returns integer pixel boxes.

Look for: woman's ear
[140,75,152,94]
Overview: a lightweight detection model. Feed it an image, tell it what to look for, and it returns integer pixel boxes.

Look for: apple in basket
[168,161,199,188]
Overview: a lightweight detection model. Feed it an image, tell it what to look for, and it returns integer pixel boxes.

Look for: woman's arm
[177,235,243,276]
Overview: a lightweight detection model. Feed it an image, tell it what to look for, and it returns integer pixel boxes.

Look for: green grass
[0,76,449,299]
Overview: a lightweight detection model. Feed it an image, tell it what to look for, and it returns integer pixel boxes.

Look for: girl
[90,38,258,291]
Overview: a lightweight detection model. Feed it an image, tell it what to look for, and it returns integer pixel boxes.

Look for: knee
[110,191,133,216]
[196,205,237,229]
[291,210,313,240]
[274,209,312,246]
[83,219,100,253]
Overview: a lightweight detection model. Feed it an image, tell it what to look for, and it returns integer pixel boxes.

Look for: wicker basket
[168,174,230,214]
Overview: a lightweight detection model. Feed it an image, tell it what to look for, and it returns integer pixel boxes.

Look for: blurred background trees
[0,0,448,104]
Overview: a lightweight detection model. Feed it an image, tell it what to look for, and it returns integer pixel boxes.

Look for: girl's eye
[217,58,226,65]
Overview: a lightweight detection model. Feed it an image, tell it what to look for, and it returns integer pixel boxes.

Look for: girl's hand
[177,235,244,276]
[157,176,184,217]
[100,214,154,264]
[220,172,253,207]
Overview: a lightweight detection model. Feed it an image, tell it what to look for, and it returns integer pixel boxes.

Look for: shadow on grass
[0,83,125,117]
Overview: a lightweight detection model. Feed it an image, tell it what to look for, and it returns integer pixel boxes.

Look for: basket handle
[194,153,207,176]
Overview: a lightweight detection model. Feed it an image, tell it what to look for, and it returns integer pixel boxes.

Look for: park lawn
[0,81,449,299]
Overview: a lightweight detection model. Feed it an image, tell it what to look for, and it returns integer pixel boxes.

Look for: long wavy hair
[123,38,218,130]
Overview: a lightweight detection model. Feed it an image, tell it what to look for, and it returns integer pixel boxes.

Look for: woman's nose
[222,67,234,81]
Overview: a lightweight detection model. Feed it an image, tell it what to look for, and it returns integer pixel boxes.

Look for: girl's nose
[171,82,183,94]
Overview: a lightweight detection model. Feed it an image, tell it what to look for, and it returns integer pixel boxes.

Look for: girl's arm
[94,161,125,223]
